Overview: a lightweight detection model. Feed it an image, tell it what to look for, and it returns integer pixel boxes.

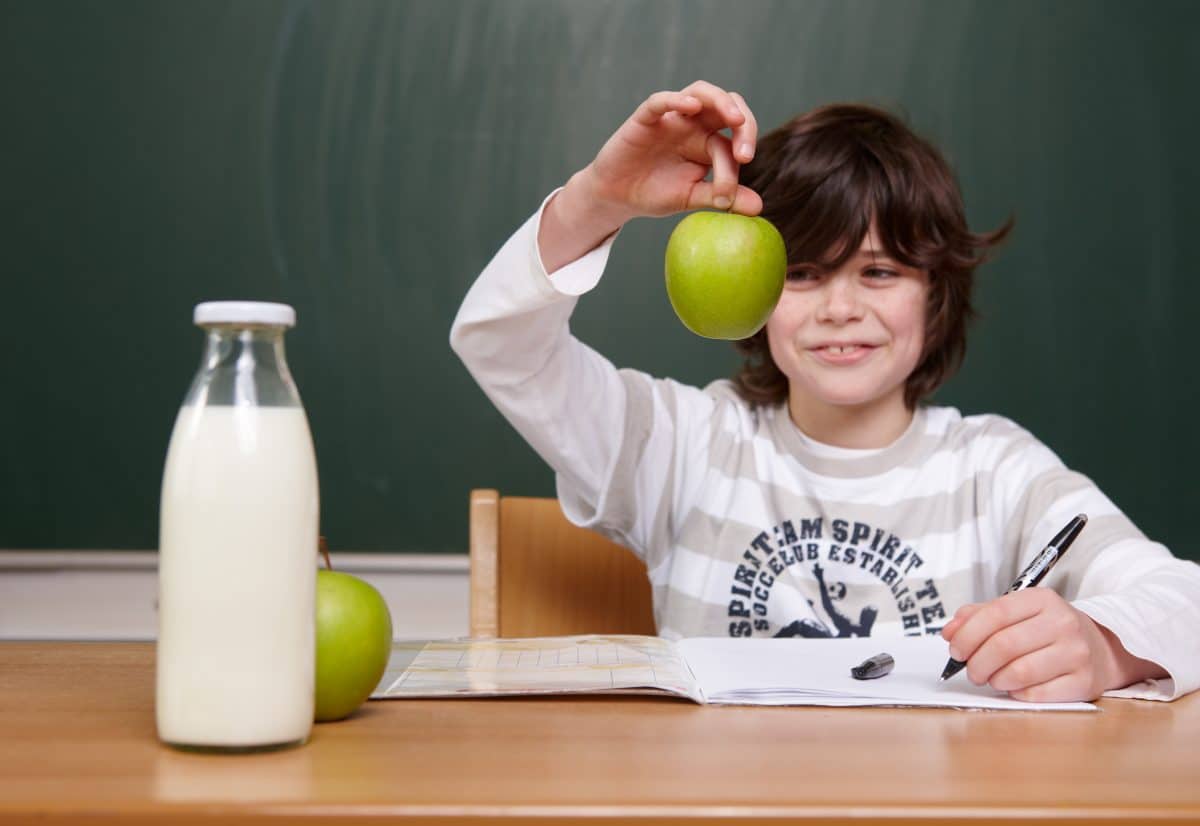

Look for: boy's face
[765,223,928,431]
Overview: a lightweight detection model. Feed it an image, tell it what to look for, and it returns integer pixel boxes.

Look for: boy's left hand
[941,588,1121,702]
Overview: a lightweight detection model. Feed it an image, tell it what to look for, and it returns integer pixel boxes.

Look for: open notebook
[371,634,1095,711]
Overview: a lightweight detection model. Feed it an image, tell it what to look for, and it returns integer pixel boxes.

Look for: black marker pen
[940,513,1088,682]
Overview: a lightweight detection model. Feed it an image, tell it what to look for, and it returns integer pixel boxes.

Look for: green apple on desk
[315,540,393,722]
[664,210,787,340]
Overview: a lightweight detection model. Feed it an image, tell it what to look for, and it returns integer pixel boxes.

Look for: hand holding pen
[937,514,1126,702]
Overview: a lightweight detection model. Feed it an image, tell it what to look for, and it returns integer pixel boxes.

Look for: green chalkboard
[3,0,1198,558]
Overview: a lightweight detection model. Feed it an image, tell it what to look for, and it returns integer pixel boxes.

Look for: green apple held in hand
[664,211,787,340]
[315,544,393,722]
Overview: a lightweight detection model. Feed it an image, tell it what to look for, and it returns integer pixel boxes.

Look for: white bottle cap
[193,301,296,328]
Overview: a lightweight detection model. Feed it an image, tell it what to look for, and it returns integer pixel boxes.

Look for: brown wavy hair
[733,104,1012,409]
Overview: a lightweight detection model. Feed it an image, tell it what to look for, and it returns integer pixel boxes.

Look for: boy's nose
[816,274,864,323]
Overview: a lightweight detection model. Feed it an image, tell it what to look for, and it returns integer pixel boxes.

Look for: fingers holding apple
[540,82,764,274]
[670,81,759,212]
[314,546,394,722]
[697,132,746,213]
[682,85,758,211]
[591,80,762,218]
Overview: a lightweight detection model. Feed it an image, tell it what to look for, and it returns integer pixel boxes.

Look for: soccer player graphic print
[774,564,879,638]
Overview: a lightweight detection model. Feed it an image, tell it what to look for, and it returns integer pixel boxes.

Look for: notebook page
[677,636,1096,711]
[373,635,705,703]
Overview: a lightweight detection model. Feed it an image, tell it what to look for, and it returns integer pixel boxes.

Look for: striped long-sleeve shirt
[450,195,1200,701]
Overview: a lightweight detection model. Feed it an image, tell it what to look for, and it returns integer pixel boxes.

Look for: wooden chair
[468,489,656,638]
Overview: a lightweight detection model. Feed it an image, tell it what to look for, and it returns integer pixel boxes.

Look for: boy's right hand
[587,80,763,220]
[539,81,763,274]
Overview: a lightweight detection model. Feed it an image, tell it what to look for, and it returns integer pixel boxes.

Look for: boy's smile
[765,224,929,447]
[807,341,881,366]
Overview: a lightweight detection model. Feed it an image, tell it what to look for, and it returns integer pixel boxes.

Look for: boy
[450,81,1199,702]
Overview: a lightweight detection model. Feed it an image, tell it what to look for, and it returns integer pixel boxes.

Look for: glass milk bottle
[156,301,318,752]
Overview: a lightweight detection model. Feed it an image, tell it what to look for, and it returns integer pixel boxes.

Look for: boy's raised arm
[450,81,761,550]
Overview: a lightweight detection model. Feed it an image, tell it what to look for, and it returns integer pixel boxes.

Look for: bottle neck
[185,325,302,408]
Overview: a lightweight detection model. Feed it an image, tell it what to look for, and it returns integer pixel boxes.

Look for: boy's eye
[786,265,820,282]
[863,267,898,279]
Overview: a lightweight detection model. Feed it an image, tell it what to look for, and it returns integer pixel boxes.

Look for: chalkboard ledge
[0,551,468,573]
[0,551,470,641]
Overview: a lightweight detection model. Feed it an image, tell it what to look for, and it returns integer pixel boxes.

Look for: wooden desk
[1,642,1197,824]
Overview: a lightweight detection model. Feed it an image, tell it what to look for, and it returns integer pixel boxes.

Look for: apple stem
[319,536,333,571]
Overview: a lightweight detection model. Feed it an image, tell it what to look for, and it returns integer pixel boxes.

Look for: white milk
[157,404,318,749]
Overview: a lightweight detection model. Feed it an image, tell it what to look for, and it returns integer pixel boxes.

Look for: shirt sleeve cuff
[1101,677,1179,702]
[531,188,621,296]
[1074,595,1187,701]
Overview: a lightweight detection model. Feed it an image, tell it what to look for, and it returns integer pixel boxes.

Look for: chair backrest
[468,489,656,638]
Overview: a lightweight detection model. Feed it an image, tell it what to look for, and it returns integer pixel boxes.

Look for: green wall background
[3,0,1197,558]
